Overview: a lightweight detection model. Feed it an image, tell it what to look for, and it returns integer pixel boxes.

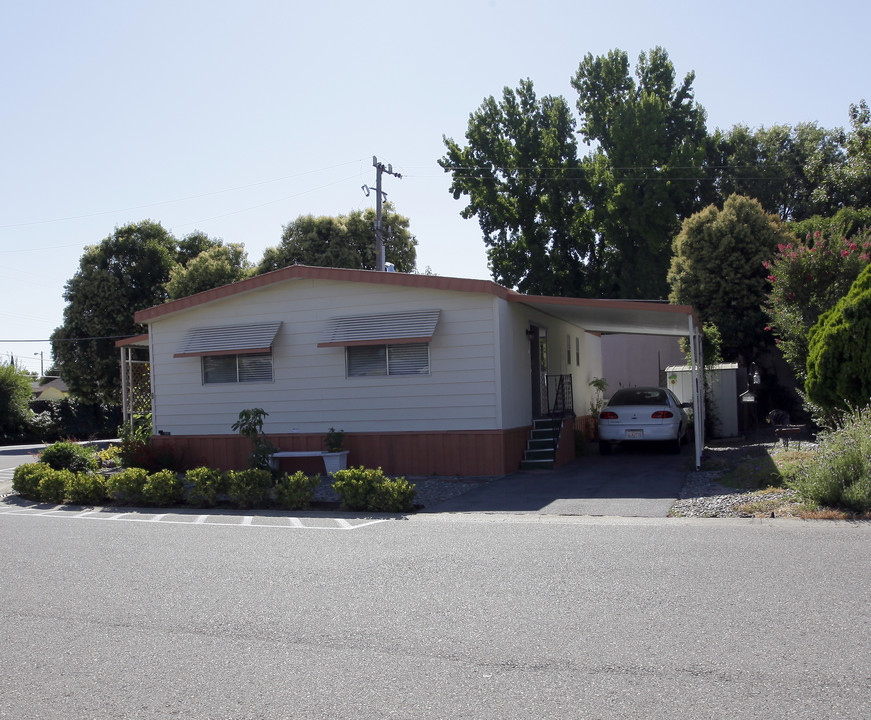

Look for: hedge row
[12,462,417,513]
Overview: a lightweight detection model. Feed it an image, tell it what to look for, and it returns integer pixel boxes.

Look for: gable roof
[134,265,700,337]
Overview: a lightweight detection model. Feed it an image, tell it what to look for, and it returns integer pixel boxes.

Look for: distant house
[31,378,69,401]
[120,266,704,475]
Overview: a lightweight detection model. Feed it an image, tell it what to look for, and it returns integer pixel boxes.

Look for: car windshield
[609,388,668,406]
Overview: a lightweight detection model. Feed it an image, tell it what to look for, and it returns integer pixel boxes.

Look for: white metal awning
[318,309,441,348]
[173,322,282,358]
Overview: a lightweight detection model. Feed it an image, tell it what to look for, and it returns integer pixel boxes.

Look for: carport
[508,295,705,469]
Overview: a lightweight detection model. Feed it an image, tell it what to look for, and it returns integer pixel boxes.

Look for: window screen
[347,343,429,377]
[203,353,273,384]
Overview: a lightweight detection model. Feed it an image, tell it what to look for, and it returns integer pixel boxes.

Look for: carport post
[688,315,704,470]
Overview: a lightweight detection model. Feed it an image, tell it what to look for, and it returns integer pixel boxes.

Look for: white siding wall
[495,302,602,427]
[148,280,501,435]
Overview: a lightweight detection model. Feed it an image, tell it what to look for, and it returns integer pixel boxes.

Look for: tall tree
[256,203,417,275]
[573,47,710,299]
[166,243,252,300]
[668,195,795,364]
[440,79,591,295]
[812,99,871,211]
[51,222,225,404]
[711,122,844,221]
[51,221,178,404]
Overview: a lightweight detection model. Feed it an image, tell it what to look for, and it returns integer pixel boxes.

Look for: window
[347,343,429,377]
[566,334,571,365]
[203,353,273,384]
[576,337,580,366]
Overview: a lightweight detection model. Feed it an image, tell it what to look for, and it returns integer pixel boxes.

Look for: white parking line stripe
[0,503,392,529]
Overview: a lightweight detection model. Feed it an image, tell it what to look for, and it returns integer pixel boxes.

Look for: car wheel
[669,436,681,455]
[599,440,612,456]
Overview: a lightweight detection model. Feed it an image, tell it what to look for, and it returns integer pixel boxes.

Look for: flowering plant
[764,230,871,380]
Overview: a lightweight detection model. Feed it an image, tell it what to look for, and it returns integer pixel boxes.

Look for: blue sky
[2,0,868,376]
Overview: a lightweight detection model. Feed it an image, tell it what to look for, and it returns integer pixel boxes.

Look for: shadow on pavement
[424,444,691,517]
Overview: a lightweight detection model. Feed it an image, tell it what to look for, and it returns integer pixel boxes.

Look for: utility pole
[372,156,402,271]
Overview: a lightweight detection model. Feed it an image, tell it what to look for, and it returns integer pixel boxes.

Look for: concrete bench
[268,450,349,476]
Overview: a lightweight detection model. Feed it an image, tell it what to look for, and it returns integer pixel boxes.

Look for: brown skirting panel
[152,426,533,477]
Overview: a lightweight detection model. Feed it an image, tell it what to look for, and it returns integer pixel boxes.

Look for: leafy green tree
[711,123,843,221]
[788,206,871,241]
[256,203,417,274]
[573,47,710,299]
[440,79,592,295]
[764,229,871,381]
[806,264,871,415]
[51,222,225,404]
[0,360,33,436]
[51,221,177,404]
[668,195,795,363]
[166,243,252,300]
[813,100,871,211]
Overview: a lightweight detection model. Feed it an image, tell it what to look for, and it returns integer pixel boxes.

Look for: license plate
[626,430,643,439]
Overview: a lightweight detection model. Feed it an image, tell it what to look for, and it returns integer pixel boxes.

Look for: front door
[529,326,548,417]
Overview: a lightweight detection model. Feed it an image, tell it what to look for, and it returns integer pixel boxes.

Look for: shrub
[369,477,417,513]
[65,472,107,505]
[227,469,273,509]
[764,229,871,382]
[274,471,322,510]
[118,414,152,468]
[142,469,185,507]
[231,409,277,471]
[96,444,122,468]
[805,265,871,417]
[185,467,228,507]
[40,441,99,472]
[12,463,52,499]
[789,406,871,511]
[331,466,417,512]
[38,468,71,504]
[105,467,148,504]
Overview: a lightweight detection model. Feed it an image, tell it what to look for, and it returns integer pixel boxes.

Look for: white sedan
[598,386,691,455]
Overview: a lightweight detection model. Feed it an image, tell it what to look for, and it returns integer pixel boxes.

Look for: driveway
[425,444,690,517]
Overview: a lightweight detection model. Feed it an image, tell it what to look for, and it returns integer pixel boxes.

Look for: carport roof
[508,294,700,336]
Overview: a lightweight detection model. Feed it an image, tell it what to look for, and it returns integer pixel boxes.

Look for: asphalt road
[2,504,870,719]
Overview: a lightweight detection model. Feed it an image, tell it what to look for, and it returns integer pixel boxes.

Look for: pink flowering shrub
[764,229,871,380]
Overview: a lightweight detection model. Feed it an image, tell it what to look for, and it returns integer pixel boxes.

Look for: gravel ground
[670,437,815,518]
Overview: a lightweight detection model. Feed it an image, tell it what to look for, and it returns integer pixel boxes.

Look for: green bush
[806,264,871,417]
[227,469,273,509]
[369,477,417,513]
[40,441,99,472]
[65,472,107,506]
[185,467,228,507]
[12,463,52,499]
[105,467,148,504]
[96,444,122,468]
[274,471,322,510]
[331,466,417,512]
[790,406,871,511]
[142,469,185,507]
[38,468,71,504]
